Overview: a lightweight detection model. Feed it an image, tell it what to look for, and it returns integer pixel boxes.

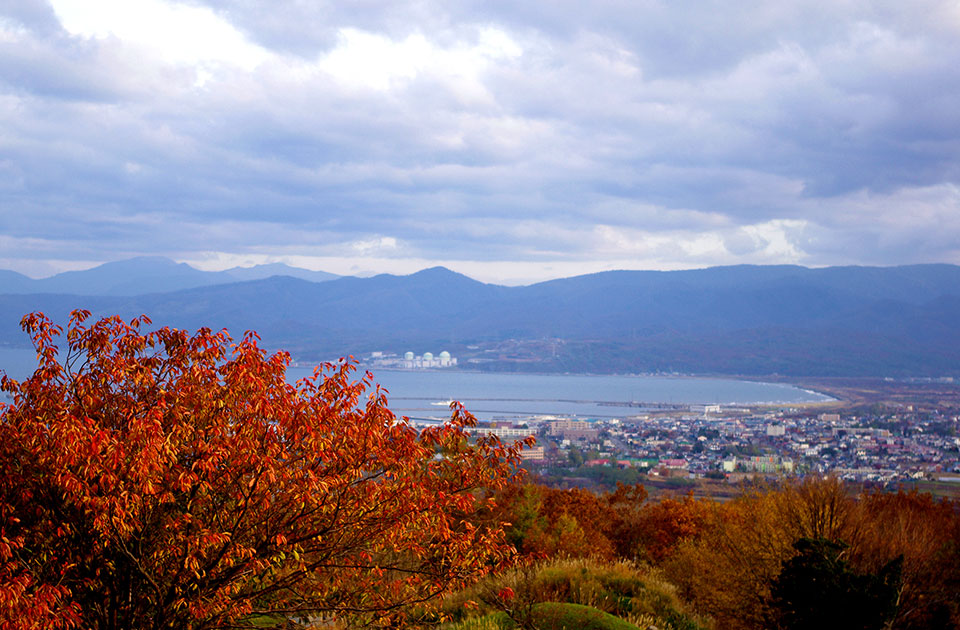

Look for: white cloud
[315,26,522,96]
[348,236,401,255]
[49,0,268,70]
[317,29,430,91]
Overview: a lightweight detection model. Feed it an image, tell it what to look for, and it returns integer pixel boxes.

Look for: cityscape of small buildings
[464,403,960,484]
[350,350,960,486]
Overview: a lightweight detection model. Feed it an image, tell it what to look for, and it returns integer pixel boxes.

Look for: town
[468,392,960,494]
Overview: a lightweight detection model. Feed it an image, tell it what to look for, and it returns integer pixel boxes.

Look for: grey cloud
[2,0,960,277]
[0,36,127,101]
[0,0,63,37]
[186,0,450,58]
[723,230,768,256]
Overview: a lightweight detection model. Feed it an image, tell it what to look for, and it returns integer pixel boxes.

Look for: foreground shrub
[517,602,643,630]
[447,604,640,630]
[442,557,705,630]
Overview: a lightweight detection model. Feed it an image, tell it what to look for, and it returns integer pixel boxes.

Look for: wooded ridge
[2,260,960,376]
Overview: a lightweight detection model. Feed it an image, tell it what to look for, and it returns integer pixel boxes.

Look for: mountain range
[2,258,959,377]
[0,257,339,296]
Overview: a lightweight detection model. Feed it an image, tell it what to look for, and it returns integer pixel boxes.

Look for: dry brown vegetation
[488,478,960,630]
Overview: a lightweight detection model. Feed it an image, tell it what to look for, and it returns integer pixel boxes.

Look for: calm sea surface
[1,347,831,421]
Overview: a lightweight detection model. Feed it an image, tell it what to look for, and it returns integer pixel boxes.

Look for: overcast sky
[1,0,959,284]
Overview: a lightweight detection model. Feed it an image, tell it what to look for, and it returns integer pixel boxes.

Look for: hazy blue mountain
[220,263,339,284]
[0,257,340,296]
[27,257,215,296]
[0,270,34,294]
[2,264,959,376]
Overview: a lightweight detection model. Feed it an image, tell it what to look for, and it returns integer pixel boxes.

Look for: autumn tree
[603,482,648,559]
[770,537,901,630]
[850,490,960,629]
[0,311,532,629]
[538,487,620,559]
[628,492,709,563]
[663,478,855,630]
[491,484,615,560]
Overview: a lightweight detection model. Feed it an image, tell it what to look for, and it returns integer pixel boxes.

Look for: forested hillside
[456,478,960,630]
[3,263,960,376]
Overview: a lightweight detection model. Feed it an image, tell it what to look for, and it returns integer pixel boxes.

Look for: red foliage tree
[491,484,620,560]
[490,482,650,561]
[634,493,711,563]
[0,311,531,629]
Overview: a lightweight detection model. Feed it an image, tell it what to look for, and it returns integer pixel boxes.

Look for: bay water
[1,347,831,421]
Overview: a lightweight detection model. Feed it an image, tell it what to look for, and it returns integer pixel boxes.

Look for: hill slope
[1,264,959,376]
[0,257,339,296]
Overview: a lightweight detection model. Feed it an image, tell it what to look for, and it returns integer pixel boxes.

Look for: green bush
[523,602,640,630]
[440,558,705,630]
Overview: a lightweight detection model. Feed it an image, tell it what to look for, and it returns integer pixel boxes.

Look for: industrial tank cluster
[403,351,456,368]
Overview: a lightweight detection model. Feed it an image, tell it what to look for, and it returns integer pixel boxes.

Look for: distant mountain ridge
[1,261,959,377]
[0,257,340,296]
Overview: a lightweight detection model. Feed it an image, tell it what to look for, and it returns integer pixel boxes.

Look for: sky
[1,1,959,285]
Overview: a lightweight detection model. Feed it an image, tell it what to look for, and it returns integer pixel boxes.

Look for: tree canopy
[771,537,901,630]
[0,311,531,629]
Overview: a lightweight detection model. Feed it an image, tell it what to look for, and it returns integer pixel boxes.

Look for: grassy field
[902,478,960,500]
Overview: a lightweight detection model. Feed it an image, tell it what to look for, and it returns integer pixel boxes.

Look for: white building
[469,425,536,440]
[401,351,458,369]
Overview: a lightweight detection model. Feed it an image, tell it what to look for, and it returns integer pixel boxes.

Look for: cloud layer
[1,0,959,283]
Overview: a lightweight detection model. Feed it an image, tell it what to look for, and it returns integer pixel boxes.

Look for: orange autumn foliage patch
[491,482,710,564]
[630,494,711,563]
[0,311,532,629]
